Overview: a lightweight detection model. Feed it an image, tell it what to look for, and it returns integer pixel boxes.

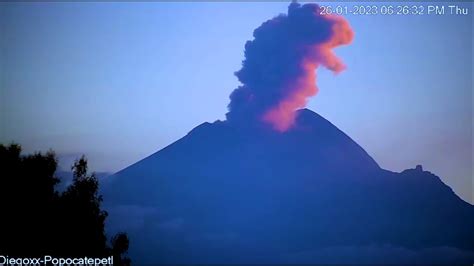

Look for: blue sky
[0,2,472,203]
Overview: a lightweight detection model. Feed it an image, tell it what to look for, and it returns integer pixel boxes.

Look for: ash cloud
[226,2,354,131]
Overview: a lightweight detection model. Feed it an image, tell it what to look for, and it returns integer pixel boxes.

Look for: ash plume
[226,2,354,131]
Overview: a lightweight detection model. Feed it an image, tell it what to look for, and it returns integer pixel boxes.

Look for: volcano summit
[104,109,474,264]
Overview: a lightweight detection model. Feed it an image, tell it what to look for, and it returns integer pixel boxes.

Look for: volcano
[104,109,474,264]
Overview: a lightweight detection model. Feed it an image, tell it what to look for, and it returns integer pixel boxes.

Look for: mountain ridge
[104,108,474,264]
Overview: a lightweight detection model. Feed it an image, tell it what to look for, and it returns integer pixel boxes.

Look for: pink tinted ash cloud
[227,2,354,131]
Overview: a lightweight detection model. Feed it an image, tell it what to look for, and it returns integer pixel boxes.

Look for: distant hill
[103,109,474,264]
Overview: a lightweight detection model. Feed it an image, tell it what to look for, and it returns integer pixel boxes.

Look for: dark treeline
[0,143,130,265]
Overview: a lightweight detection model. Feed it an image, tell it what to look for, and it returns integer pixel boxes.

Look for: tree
[0,143,130,264]
[57,155,108,256]
[0,143,59,255]
[111,233,131,266]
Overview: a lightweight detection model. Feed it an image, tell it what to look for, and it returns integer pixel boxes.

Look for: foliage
[0,143,130,265]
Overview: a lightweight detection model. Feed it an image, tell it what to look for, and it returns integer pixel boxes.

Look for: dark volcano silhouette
[104,109,474,264]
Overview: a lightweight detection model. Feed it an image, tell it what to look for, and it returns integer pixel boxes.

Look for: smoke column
[226,2,354,131]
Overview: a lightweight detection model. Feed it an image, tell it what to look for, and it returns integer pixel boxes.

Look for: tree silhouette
[111,233,131,266]
[0,144,59,255]
[57,155,108,256]
[0,143,130,264]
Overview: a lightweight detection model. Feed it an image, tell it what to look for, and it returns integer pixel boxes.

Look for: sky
[0,2,472,203]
